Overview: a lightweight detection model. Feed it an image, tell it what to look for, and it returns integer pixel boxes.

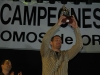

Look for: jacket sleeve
[40,23,60,56]
[67,27,83,60]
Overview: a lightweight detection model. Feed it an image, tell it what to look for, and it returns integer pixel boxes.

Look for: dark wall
[0,49,100,75]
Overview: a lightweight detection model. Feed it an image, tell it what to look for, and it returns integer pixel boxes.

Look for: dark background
[0,49,100,75]
[0,0,100,75]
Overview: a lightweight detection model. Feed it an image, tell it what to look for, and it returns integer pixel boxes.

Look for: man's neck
[52,48,60,52]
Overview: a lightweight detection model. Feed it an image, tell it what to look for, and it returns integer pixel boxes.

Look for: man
[0,59,22,75]
[40,15,83,75]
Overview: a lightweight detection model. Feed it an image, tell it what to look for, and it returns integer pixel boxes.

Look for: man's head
[1,59,12,72]
[50,35,62,51]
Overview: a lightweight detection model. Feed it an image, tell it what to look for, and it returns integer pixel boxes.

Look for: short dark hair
[51,35,61,41]
[1,59,11,65]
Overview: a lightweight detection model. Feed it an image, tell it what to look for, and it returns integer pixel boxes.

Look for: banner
[0,1,100,53]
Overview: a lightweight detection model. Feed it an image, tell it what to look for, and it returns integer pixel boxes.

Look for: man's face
[1,60,12,71]
[50,36,62,50]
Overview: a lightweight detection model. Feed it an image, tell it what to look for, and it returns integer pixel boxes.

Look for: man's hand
[57,16,66,26]
[68,15,78,28]
[57,15,78,28]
